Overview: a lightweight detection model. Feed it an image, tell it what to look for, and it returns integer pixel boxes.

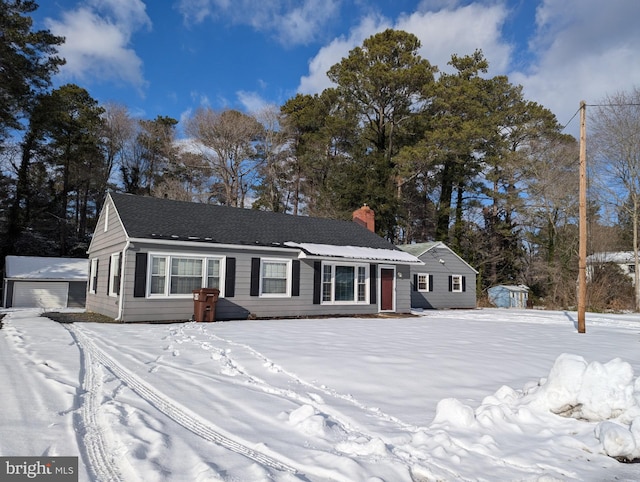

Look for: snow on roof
[586,251,636,264]
[397,241,441,257]
[284,242,423,264]
[489,284,530,292]
[5,256,88,280]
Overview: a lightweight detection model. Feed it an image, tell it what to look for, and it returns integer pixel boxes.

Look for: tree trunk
[436,157,455,240]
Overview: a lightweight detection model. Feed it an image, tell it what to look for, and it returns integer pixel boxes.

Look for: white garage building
[3,256,88,309]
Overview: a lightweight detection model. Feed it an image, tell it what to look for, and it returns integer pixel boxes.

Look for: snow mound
[431,353,640,462]
[528,353,639,422]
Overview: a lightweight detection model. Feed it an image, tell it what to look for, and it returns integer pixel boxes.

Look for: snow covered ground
[1,307,639,481]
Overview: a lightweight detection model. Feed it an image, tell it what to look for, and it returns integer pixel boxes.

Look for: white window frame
[109,253,121,297]
[147,252,225,298]
[321,261,369,305]
[206,258,222,291]
[417,273,430,292]
[89,258,98,294]
[259,258,291,298]
[451,274,463,293]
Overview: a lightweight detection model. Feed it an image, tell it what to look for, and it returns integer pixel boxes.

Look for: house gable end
[88,193,130,254]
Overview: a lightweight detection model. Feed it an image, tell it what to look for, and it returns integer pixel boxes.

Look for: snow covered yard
[1,308,639,481]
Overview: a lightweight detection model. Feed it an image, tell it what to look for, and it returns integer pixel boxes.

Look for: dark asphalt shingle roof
[110,192,399,251]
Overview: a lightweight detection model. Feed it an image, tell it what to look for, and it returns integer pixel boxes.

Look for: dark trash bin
[192,288,219,322]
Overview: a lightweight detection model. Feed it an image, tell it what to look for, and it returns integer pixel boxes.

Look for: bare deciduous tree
[591,87,640,309]
[185,108,264,207]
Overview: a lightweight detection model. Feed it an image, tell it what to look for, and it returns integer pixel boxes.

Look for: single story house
[487,284,530,309]
[3,255,88,309]
[397,242,478,309]
[586,251,638,285]
[86,193,422,322]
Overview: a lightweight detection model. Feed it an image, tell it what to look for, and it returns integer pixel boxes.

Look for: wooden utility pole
[578,101,587,333]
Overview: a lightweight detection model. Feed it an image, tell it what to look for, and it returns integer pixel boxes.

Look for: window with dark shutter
[292,260,300,296]
[313,261,321,304]
[369,264,377,304]
[250,258,260,296]
[225,257,236,297]
[134,253,147,297]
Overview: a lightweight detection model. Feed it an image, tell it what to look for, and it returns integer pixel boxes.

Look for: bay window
[321,262,368,304]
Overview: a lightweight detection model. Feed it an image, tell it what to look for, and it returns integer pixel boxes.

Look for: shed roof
[488,284,529,293]
[108,193,421,263]
[5,256,88,280]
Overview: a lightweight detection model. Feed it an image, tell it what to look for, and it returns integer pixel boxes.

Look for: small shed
[487,284,529,309]
[3,256,88,309]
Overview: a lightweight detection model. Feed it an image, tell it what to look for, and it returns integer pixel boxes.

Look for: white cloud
[237,91,268,113]
[274,0,340,45]
[510,0,640,136]
[45,0,151,93]
[298,14,391,95]
[177,0,340,46]
[297,3,511,95]
[396,3,511,74]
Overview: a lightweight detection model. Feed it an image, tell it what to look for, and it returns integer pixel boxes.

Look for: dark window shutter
[462,276,466,292]
[292,260,300,296]
[94,259,99,292]
[369,264,377,304]
[250,258,260,296]
[133,253,147,297]
[225,257,236,297]
[115,254,122,295]
[413,274,418,291]
[448,275,453,292]
[429,274,434,292]
[106,258,111,295]
[313,261,321,304]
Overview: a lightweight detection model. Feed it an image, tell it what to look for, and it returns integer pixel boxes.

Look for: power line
[585,103,640,107]
[562,102,640,132]
[562,107,581,131]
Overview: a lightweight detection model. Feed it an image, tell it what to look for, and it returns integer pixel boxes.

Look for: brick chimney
[352,204,375,232]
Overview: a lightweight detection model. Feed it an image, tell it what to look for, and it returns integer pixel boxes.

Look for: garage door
[12,282,69,309]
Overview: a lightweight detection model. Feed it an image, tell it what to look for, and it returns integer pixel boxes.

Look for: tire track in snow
[66,323,308,479]
[66,325,136,482]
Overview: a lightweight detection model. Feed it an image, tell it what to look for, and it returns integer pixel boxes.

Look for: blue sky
[32,0,640,139]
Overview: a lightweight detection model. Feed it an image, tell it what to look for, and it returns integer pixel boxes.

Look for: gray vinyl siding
[410,245,477,309]
[85,196,128,319]
[113,243,411,322]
